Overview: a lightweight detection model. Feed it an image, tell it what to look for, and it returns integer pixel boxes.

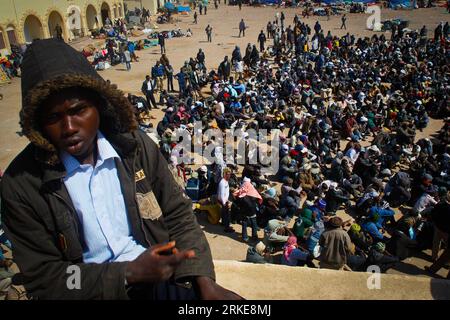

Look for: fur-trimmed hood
[20,38,137,165]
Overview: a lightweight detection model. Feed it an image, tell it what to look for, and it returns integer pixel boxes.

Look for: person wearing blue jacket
[362,212,389,242]
[151,61,165,93]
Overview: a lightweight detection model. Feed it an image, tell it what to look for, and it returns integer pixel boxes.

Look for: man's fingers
[166,250,196,267]
[152,241,176,254]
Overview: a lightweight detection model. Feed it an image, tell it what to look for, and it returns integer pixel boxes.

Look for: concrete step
[214,260,450,300]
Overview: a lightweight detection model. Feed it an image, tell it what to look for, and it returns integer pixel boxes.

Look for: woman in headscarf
[176,105,191,122]
[243,43,253,68]
[231,46,242,65]
[281,236,311,267]
[233,178,263,242]
[250,45,260,69]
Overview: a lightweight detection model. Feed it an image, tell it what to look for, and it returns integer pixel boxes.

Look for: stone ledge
[214,260,450,300]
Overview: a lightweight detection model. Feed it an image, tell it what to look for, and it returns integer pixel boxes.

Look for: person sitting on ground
[264,219,293,249]
[384,171,411,208]
[348,223,373,254]
[246,241,272,264]
[293,203,315,242]
[325,184,350,215]
[413,184,439,217]
[362,212,388,243]
[365,242,400,273]
[281,236,314,267]
[319,216,366,271]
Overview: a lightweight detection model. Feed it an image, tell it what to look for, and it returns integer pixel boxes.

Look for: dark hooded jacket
[0,39,214,299]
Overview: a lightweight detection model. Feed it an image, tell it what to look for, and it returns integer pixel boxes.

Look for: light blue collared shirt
[61,131,146,263]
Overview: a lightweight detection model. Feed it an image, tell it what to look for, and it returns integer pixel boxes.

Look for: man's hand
[195,276,244,300]
[125,241,195,285]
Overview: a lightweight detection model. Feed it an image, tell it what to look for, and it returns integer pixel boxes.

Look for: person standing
[197,49,206,70]
[199,2,203,15]
[165,63,175,92]
[238,0,242,10]
[204,2,208,15]
[124,49,131,71]
[55,24,63,41]
[434,22,443,42]
[425,192,450,279]
[128,41,138,62]
[258,30,267,52]
[151,61,165,94]
[217,169,235,233]
[267,21,272,39]
[280,11,285,29]
[141,75,158,110]
[194,11,198,24]
[175,69,187,97]
[158,33,166,54]
[340,14,347,30]
[205,24,213,42]
[214,0,218,9]
[239,19,247,38]
[314,20,321,34]
[218,56,231,82]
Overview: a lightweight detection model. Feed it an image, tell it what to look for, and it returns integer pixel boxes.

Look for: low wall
[214,260,450,300]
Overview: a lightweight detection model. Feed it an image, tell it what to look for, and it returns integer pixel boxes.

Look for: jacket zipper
[131,147,151,247]
[51,183,81,240]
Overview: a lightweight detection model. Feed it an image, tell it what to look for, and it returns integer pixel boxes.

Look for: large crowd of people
[127,12,449,277]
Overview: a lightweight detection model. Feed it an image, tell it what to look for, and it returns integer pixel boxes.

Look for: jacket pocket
[136,191,162,221]
[54,210,84,262]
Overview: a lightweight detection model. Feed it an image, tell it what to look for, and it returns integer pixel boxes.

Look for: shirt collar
[61,131,120,175]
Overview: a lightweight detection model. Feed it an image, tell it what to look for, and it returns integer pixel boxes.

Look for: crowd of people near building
[125,13,449,277]
[0,45,23,85]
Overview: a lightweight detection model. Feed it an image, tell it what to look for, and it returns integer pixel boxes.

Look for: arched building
[0,0,124,55]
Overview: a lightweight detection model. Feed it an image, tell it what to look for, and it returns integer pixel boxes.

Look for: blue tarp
[177,5,191,12]
[164,2,191,12]
[389,0,413,8]
[164,2,175,10]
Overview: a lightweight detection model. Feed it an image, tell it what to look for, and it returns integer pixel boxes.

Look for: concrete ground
[1,4,449,288]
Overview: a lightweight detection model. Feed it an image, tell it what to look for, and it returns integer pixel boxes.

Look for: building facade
[0,0,125,55]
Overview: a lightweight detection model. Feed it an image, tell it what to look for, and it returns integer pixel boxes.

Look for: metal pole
[11,0,20,44]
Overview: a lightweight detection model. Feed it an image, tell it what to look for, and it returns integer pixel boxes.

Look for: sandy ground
[0,5,449,280]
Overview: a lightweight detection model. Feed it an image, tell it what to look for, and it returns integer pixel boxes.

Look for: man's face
[39,89,100,162]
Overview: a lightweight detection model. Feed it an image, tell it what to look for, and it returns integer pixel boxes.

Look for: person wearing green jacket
[293,206,315,240]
